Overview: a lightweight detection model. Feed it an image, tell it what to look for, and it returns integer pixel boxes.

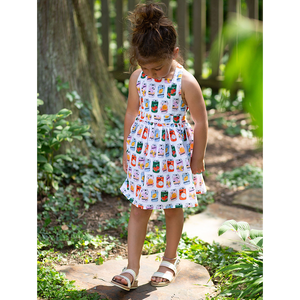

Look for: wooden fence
[98,0,262,91]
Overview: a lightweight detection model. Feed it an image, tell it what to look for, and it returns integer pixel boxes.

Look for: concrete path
[183,188,263,251]
[56,254,215,300]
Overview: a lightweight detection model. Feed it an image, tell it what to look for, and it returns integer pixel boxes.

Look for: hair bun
[129,3,165,32]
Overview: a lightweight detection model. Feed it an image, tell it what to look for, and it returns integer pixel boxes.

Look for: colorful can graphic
[131,154,137,167]
[176,159,184,172]
[136,141,143,154]
[137,127,143,137]
[162,160,167,172]
[149,128,155,140]
[158,144,164,157]
[165,143,170,157]
[151,100,158,113]
[170,129,177,142]
[151,190,158,202]
[171,145,177,157]
[175,204,183,208]
[133,169,140,181]
[167,83,177,99]
[136,185,141,197]
[179,187,187,200]
[143,143,149,156]
[142,83,147,97]
[146,174,154,187]
[153,114,161,121]
[148,83,155,96]
[164,115,171,123]
[130,138,136,151]
[183,129,187,141]
[185,158,191,169]
[144,98,149,111]
[156,176,164,188]
[160,100,168,113]
[130,181,135,193]
[141,172,145,185]
[182,173,190,185]
[167,159,175,172]
[180,99,186,111]
[150,144,157,158]
[126,179,129,190]
[142,127,148,139]
[141,189,149,201]
[153,160,160,173]
[166,175,171,188]
[172,174,180,186]
[161,190,168,202]
[138,157,145,170]
[157,85,165,98]
[128,166,132,179]
[177,143,186,155]
[189,187,196,200]
[173,115,180,123]
[131,123,137,134]
[161,129,166,141]
[172,98,179,111]
[170,189,177,200]
[144,159,151,172]
[154,129,160,142]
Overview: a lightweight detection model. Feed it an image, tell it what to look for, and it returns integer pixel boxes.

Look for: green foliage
[37,96,90,191]
[216,164,263,189]
[213,220,263,299]
[211,16,263,138]
[37,263,106,299]
[103,210,130,238]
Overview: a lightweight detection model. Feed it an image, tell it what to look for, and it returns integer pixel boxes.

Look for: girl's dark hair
[128,2,183,70]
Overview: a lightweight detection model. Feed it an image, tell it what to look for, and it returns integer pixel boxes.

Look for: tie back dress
[120,64,206,210]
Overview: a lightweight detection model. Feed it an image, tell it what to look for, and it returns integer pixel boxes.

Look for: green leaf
[250,229,263,239]
[54,154,73,162]
[43,163,53,173]
[37,154,47,163]
[218,219,238,236]
[250,237,263,248]
[37,99,44,107]
[52,181,59,190]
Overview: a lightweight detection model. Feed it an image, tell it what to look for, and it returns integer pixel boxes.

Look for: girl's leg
[151,208,184,283]
[113,204,152,286]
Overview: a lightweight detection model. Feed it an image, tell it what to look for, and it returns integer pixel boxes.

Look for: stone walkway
[56,254,215,300]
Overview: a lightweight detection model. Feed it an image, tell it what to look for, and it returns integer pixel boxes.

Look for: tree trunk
[37,0,126,150]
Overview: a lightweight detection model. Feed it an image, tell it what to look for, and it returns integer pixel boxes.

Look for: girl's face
[138,48,179,80]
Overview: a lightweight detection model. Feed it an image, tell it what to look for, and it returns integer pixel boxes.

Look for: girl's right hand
[123,151,128,173]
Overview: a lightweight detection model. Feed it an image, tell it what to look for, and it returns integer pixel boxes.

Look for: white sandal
[150,256,181,287]
[111,268,138,291]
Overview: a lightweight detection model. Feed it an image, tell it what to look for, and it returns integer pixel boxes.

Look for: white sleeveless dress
[120,64,206,210]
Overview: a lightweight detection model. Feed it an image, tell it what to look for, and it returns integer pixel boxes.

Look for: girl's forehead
[138,58,171,68]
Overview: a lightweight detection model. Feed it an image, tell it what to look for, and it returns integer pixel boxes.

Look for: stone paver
[56,254,215,300]
[183,202,263,251]
[232,188,263,212]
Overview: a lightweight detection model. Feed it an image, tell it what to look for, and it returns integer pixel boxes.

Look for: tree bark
[37,0,126,149]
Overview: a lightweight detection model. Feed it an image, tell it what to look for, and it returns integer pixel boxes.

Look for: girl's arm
[122,69,141,173]
[181,70,208,174]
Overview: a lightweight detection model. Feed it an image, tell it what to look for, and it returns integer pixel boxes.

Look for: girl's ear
[173,47,179,59]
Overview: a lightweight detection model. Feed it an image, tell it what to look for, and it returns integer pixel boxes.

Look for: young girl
[111,2,208,291]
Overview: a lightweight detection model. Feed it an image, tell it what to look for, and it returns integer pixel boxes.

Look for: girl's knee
[130,204,152,219]
[164,208,183,219]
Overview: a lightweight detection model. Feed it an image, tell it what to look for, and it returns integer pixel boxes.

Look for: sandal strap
[120,268,137,280]
[160,261,177,274]
[152,271,173,282]
[162,255,178,261]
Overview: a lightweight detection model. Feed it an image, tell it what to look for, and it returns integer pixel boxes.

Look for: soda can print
[167,83,177,99]
[157,85,165,98]
[180,99,186,111]
[146,174,154,187]
[131,154,137,167]
[143,143,149,156]
[136,184,141,197]
[165,143,170,157]
[128,166,132,179]
[156,176,164,188]
[177,143,186,156]
[131,122,137,134]
[141,189,149,201]
[142,127,148,139]
[161,129,166,141]
[149,128,155,140]
[126,135,132,145]
[176,159,184,172]
[179,187,187,200]
[160,100,168,113]
[173,115,180,123]
[141,72,146,79]
[151,100,158,113]
[136,141,143,154]
[126,151,130,163]
[164,115,171,123]
[144,98,149,111]
[176,204,183,208]
[153,160,160,173]
[167,159,174,172]
[193,175,197,186]
[162,160,167,172]
[171,145,177,157]
[130,181,135,193]
[154,129,160,142]
[170,189,177,200]
[150,144,157,158]
[151,190,158,202]
[182,173,190,185]
[148,83,156,97]
[137,126,143,137]
[142,83,147,97]
[133,169,140,181]
[130,138,136,151]
[141,172,145,185]
[189,187,196,200]
[138,157,145,170]
[170,129,177,141]
[126,179,129,190]
[172,174,180,186]
[161,190,168,202]
[172,98,179,111]
[185,158,191,169]
[144,159,151,172]
[183,129,187,141]
[166,175,171,188]
[153,114,161,121]
[158,144,164,157]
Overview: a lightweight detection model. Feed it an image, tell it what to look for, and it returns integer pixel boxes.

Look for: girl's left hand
[190,157,205,174]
